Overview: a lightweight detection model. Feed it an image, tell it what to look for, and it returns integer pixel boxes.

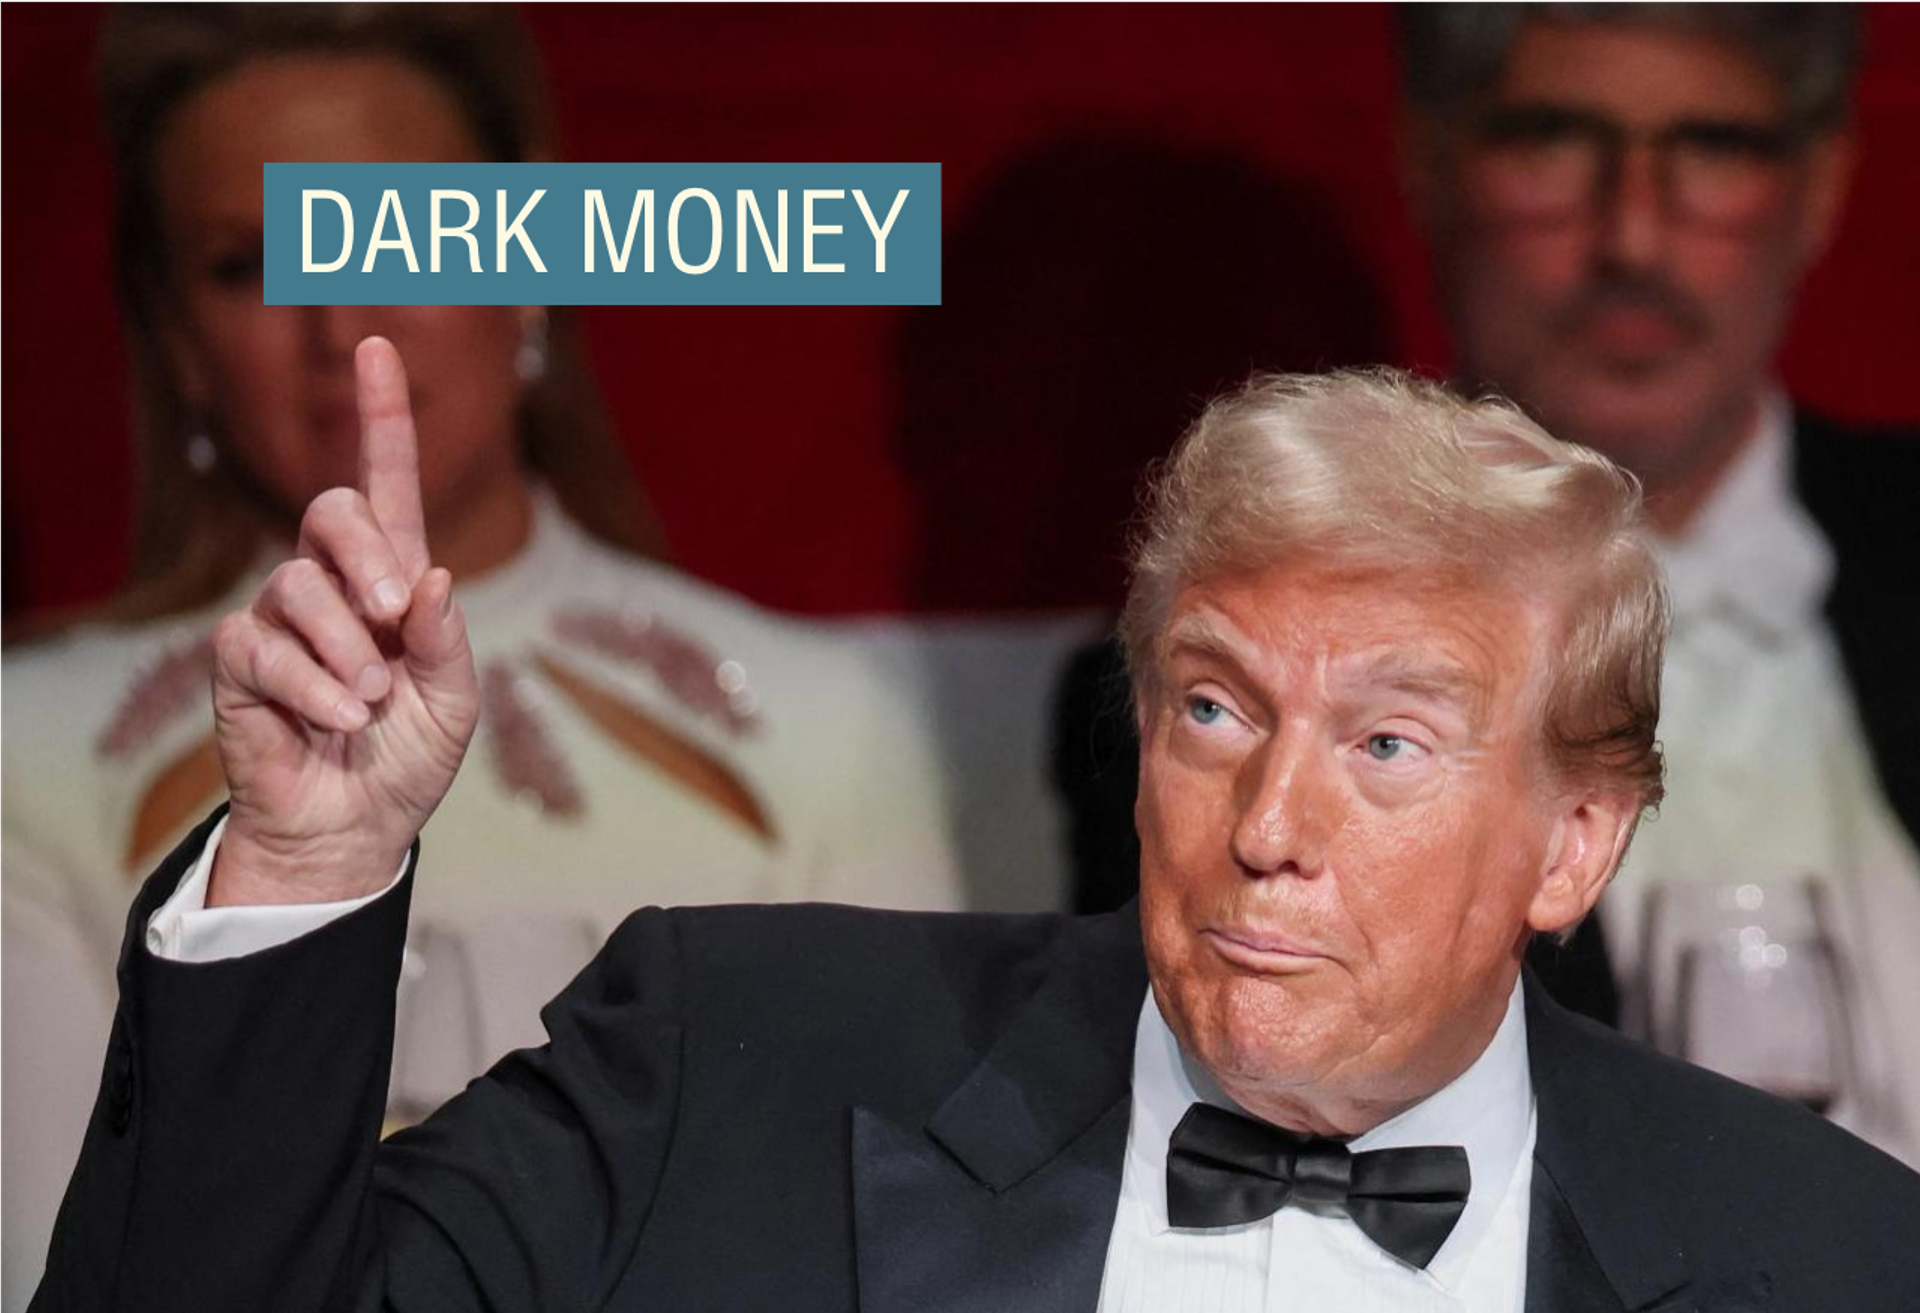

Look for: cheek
[385,307,526,488]
[1330,767,1524,971]
[1447,223,1590,318]
[1673,232,1806,346]
[391,307,524,420]
[1136,743,1242,992]
[1329,811,1446,947]
[190,305,322,488]
[1136,726,1233,872]
[391,305,522,371]
[1390,801,1543,965]
[186,296,298,408]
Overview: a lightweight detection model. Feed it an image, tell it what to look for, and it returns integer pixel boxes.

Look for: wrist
[208,823,410,908]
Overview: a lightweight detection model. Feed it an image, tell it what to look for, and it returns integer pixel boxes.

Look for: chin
[1172,968,1346,1090]
[1535,369,1714,468]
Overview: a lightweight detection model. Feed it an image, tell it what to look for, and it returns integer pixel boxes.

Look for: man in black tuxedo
[34,345,1920,1311]
[1065,6,1920,1083]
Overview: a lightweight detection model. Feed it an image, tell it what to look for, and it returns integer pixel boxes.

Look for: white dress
[1,492,1100,1309]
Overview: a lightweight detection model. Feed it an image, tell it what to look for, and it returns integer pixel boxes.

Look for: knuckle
[302,486,365,537]
[249,636,292,688]
[267,559,323,606]
[212,612,252,665]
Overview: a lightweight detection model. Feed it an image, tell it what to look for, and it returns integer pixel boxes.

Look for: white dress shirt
[142,815,410,962]
[1097,981,1536,1313]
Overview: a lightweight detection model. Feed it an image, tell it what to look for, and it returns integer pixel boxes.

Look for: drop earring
[185,428,218,476]
[515,312,550,383]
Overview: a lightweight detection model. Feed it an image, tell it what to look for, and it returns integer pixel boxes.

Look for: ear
[1790,127,1857,269]
[1527,791,1640,936]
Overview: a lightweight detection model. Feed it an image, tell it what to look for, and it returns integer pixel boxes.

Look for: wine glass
[1636,878,1859,1117]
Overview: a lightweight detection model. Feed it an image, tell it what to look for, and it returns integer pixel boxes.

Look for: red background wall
[5,4,1917,621]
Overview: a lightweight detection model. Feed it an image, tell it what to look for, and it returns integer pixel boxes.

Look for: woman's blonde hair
[93,3,663,623]
[1121,368,1667,808]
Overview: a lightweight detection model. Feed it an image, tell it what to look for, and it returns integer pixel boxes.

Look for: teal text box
[265,163,940,306]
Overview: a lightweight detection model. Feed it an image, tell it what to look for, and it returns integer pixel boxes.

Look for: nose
[1593,142,1671,272]
[1229,733,1334,881]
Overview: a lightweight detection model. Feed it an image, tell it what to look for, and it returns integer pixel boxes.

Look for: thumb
[400,567,473,683]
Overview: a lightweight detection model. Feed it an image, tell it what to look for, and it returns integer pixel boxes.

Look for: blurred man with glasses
[1401,5,1857,526]
[1396,4,1920,1161]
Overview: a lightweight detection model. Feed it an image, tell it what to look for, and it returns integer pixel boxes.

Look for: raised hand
[207,338,480,906]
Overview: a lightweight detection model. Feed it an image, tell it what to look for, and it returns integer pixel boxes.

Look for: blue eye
[1187,697,1226,726]
[1366,734,1405,760]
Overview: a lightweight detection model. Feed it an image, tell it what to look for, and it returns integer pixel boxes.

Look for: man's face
[1410,22,1850,484]
[1136,561,1565,1132]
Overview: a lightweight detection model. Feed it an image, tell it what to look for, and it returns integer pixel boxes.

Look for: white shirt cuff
[144,815,411,963]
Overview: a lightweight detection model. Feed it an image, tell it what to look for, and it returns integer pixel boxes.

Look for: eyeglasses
[1459,104,1804,230]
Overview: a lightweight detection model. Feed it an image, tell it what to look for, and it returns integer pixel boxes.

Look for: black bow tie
[1165,1103,1472,1270]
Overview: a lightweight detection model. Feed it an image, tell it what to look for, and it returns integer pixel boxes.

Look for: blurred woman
[1,7,1091,1304]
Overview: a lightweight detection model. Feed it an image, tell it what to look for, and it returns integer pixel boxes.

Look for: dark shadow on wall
[889,135,1395,911]
[893,134,1395,616]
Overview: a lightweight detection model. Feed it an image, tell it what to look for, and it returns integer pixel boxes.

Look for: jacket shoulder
[650,901,1082,1018]
[1531,992,1920,1299]
[1791,408,1920,548]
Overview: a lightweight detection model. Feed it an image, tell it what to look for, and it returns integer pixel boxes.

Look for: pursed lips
[1203,926,1328,971]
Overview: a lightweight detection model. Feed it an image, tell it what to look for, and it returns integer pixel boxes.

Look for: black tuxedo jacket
[35,811,1920,1312]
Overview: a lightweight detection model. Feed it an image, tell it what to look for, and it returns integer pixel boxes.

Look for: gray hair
[1121,369,1668,808]
[1398,3,1862,130]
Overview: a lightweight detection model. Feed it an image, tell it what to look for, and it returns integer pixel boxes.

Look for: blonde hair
[1121,368,1667,808]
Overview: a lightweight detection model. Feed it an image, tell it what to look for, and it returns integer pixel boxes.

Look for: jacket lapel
[1523,974,1773,1312]
[851,906,1146,1313]
[1525,1157,1627,1313]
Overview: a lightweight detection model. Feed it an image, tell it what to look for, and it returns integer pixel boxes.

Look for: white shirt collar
[1659,390,1832,649]
[1125,974,1534,1278]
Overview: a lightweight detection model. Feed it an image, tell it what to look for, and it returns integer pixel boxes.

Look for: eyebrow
[1477,101,1795,149]
[1158,619,1485,715]
[1347,651,1487,726]
[1157,613,1257,674]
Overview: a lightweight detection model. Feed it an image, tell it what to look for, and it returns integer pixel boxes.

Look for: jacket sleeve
[30,809,685,1313]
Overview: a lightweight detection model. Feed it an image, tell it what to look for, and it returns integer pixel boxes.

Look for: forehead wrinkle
[1495,22,1785,122]
[1161,593,1504,720]
[1342,649,1489,726]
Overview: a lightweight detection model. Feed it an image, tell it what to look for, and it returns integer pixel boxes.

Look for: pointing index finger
[355,336,430,582]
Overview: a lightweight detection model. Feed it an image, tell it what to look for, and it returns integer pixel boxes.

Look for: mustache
[1550,273,1712,344]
